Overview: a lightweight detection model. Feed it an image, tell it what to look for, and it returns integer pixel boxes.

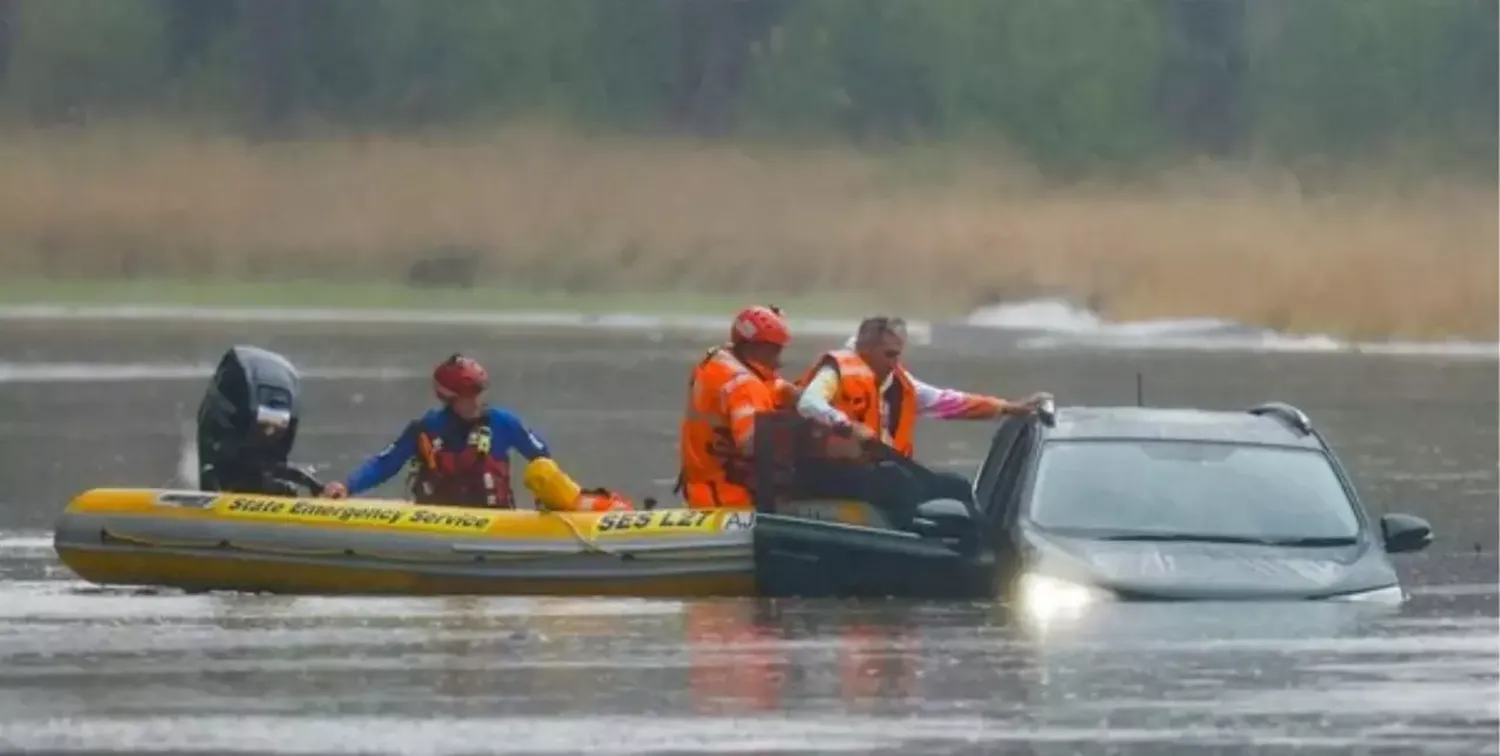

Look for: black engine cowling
[196,345,321,497]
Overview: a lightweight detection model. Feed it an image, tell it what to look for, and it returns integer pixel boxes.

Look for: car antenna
[1135,372,1145,407]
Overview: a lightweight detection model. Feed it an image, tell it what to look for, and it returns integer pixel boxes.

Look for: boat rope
[542,507,620,558]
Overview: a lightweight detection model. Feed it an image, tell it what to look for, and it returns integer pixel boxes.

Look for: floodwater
[0,319,1496,755]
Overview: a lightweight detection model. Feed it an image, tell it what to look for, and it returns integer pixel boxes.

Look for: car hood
[1025,527,1398,600]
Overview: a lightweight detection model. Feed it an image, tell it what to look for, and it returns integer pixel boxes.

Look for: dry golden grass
[0,123,1494,340]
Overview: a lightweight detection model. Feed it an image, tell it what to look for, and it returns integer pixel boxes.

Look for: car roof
[1043,406,1325,449]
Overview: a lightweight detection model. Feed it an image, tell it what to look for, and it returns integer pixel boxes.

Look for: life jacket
[796,349,918,458]
[406,412,515,508]
[574,488,637,512]
[677,346,776,509]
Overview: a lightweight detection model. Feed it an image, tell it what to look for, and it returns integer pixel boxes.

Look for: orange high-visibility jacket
[678,346,783,509]
[796,349,917,457]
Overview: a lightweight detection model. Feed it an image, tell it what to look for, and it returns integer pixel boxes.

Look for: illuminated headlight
[1327,584,1406,604]
[1016,572,1113,625]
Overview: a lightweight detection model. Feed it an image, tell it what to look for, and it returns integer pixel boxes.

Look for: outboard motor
[196,345,323,497]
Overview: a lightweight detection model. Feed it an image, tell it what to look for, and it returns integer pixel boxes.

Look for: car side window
[974,418,1025,515]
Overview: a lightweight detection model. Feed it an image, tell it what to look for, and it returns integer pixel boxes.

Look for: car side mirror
[911,498,973,540]
[1035,397,1057,427]
[1380,513,1433,554]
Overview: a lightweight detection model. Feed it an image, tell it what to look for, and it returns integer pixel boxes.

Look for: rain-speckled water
[0,321,1495,755]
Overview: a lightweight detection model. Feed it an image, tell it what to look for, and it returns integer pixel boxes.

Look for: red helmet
[433,353,489,401]
[730,305,791,347]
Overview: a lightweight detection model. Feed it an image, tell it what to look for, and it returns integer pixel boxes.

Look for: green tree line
[0,0,1493,175]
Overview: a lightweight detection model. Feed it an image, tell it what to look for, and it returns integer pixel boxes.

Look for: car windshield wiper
[1089,532,1358,547]
[1253,535,1359,547]
[1092,532,1271,545]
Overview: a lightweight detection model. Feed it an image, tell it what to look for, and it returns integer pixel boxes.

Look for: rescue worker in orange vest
[797,316,1050,454]
[676,305,796,510]
[793,316,1050,519]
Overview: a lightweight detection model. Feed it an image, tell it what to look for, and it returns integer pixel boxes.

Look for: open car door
[747,412,999,599]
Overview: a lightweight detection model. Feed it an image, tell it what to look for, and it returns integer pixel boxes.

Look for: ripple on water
[1,530,1497,755]
[0,715,1496,755]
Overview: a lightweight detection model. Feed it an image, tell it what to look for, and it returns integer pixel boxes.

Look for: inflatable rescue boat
[52,487,758,596]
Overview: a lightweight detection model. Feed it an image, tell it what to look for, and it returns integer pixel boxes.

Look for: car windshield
[1026,440,1362,542]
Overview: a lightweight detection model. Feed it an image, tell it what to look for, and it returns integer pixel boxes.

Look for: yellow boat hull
[52,488,759,597]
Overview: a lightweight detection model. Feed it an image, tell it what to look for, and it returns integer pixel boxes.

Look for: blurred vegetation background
[0,0,1492,175]
[0,0,1494,338]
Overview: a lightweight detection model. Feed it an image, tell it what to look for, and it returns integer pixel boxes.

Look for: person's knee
[796,462,863,499]
[883,465,972,506]
[868,462,925,503]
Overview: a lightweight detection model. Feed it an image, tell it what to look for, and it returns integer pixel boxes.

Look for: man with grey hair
[796,316,1049,457]
[787,315,1050,521]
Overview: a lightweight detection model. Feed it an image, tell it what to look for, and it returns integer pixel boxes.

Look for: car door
[987,424,1038,528]
[972,417,1030,521]
[971,418,1040,566]
[747,414,991,599]
[751,511,989,599]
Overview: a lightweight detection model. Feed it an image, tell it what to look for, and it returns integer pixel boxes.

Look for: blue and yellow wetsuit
[341,406,583,510]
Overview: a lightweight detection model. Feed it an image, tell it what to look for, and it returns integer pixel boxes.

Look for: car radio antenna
[1135,372,1145,407]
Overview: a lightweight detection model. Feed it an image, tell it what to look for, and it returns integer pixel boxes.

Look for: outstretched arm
[908,370,1030,420]
[343,422,420,495]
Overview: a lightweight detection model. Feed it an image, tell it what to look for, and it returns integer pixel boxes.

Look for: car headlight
[1016,572,1113,626]
[1327,584,1406,604]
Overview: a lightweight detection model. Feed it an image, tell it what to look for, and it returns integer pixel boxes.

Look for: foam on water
[0,532,54,552]
[0,583,685,625]
[953,298,1499,358]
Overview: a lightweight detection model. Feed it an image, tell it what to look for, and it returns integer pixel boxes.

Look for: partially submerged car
[751,400,1434,605]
